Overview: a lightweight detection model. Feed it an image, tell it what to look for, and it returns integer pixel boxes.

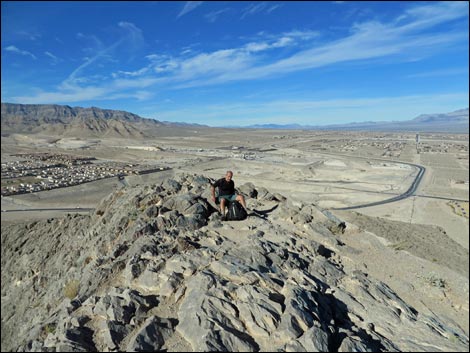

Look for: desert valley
[1,103,469,352]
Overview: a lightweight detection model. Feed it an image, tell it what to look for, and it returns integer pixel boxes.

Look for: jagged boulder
[238,182,258,198]
[1,173,468,352]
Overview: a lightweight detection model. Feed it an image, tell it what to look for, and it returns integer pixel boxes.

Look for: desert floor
[2,129,468,334]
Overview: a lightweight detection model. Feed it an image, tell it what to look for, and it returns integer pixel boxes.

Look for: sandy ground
[2,130,468,338]
[353,196,469,250]
[1,169,175,224]
[336,211,469,335]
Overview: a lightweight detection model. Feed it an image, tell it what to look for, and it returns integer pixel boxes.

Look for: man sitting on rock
[211,170,247,220]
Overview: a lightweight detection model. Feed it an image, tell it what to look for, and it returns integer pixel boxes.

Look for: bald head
[225,170,233,182]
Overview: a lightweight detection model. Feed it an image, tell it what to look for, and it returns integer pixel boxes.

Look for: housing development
[1,152,168,196]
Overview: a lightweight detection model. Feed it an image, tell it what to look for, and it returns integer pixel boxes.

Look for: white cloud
[272,37,293,47]
[180,48,193,55]
[66,21,144,85]
[118,21,142,33]
[241,2,267,19]
[76,32,103,50]
[44,51,61,64]
[241,2,282,19]
[118,21,144,47]
[4,45,37,59]
[407,67,469,78]
[12,86,109,104]
[267,4,283,13]
[282,30,320,40]
[16,31,41,41]
[205,8,230,23]
[106,90,153,101]
[220,2,468,83]
[145,54,164,61]
[244,42,271,52]
[177,1,204,18]
[111,54,179,78]
[13,2,469,105]
[243,33,298,53]
[113,67,150,78]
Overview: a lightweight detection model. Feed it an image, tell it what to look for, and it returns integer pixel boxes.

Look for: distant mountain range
[1,103,166,138]
[242,108,469,133]
[0,103,213,139]
[1,103,468,137]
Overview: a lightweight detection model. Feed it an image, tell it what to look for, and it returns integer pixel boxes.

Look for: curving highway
[331,161,425,210]
[1,155,428,213]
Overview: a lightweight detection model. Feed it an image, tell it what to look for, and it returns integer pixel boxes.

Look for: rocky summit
[1,174,468,352]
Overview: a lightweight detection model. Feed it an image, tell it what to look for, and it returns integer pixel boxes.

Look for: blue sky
[1,1,469,126]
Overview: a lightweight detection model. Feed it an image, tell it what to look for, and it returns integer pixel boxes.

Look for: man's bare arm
[210,185,216,202]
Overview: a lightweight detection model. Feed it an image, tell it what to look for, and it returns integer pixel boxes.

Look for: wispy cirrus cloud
[12,86,109,104]
[406,67,468,78]
[205,8,230,23]
[65,21,144,86]
[111,29,314,82]
[241,2,283,19]
[177,1,204,19]
[112,67,150,78]
[11,2,469,105]
[4,45,37,59]
[44,51,61,64]
[15,30,42,41]
[266,4,283,13]
[171,2,467,88]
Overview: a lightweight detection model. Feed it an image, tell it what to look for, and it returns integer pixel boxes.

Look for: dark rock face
[1,173,468,352]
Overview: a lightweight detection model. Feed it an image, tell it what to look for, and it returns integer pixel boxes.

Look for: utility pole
[415,133,420,154]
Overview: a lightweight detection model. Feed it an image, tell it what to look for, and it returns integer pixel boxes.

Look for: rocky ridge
[1,174,468,352]
[1,103,162,138]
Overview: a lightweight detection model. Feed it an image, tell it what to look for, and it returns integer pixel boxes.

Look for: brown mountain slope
[1,103,164,138]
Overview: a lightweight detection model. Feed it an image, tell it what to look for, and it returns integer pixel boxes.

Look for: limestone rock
[1,173,468,353]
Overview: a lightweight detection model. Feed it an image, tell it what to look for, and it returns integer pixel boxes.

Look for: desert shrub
[64,279,80,299]
[44,323,56,335]
[389,240,408,251]
[424,272,446,288]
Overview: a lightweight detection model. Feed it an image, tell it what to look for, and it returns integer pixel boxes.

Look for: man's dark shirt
[213,178,235,196]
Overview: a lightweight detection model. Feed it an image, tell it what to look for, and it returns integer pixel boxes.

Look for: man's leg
[220,198,226,217]
[236,194,247,210]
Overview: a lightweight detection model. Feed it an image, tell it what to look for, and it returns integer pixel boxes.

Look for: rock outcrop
[1,174,468,352]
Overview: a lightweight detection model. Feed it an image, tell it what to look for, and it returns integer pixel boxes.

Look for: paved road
[2,208,94,213]
[331,162,425,210]
[310,151,429,211]
[3,154,462,213]
[414,194,469,202]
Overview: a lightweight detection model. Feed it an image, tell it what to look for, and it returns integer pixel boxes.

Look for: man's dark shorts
[218,194,237,203]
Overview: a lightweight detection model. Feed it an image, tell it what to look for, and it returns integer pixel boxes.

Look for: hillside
[1,103,164,138]
[1,174,468,352]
